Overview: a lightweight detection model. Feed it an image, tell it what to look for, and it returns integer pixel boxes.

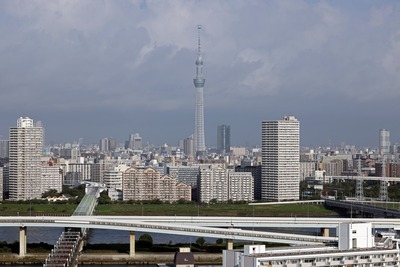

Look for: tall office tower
[108,138,117,151]
[217,125,231,154]
[99,138,109,152]
[379,129,390,155]
[193,25,206,156]
[125,133,142,150]
[183,135,195,158]
[9,117,44,200]
[261,116,300,201]
[132,133,142,149]
[0,140,9,158]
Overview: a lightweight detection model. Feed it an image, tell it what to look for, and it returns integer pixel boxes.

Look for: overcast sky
[1,0,400,148]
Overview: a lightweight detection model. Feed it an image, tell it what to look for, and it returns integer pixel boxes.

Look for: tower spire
[197,25,201,54]
[193,25,206,156]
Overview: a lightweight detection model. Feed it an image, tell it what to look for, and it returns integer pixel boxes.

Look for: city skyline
[1,1,400,147]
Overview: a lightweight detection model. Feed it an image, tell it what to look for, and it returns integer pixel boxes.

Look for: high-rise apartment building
[217,125,231,154]
[193,25,206,156]
[379,129,390,155]
[261,116,300,201]
[9,117,44,200]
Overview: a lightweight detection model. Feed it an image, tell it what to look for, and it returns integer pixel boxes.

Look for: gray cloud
[1,0,400,147]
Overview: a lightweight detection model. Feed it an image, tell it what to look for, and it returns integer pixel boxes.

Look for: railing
[43,231,81,267]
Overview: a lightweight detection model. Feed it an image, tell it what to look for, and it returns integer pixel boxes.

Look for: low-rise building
[223,222,398,267]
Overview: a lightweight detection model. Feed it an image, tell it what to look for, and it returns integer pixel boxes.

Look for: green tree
[195,237,206,246]
[216,238,224,245]
[137,233,153,249]
[98,191,111,204]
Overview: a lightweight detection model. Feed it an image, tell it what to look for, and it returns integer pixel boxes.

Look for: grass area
[0,203,77,216]
[0,202,338,217]
[94,203,337,217]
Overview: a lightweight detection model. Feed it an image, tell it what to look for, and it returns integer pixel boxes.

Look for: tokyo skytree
[193,25,206,155]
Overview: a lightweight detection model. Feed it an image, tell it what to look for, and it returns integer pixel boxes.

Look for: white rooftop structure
[223,222,400,267]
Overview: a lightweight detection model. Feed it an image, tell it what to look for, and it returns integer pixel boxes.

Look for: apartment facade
[262,116,300,201]
[199,165,254,203]
[122,167,191,202]
[9,117,44,200]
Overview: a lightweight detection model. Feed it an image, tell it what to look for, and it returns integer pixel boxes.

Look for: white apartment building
[41,164,62,193]
[103,165,129,191]
[262,116,300,201]
[9,117,44,200]
[228,172,254,202]
[61,162,91,186]
[199,165,254,203]
[223,223,398,267]
[199,165,228,203]
[300,161,316,181]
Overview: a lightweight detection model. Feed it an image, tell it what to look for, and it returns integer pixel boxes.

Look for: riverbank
[0,252,222,265]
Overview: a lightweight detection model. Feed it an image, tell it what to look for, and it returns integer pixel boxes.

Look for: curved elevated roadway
[87,216,400,229]
[0,216,336,245]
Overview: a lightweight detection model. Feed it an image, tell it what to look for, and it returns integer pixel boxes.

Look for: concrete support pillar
[129,231,135,257]
[321,228,330,237]
[226,239,233,250]
[19,226,27,257]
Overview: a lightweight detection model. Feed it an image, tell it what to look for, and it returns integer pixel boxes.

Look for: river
[0,227,216,245]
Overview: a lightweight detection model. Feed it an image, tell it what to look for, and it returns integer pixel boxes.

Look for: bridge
[0,216,337,247]
[6,214,400,257]
[324,199,400,218]
[4,190,400,263]
[332,175,400,182]
[42,182,106,267]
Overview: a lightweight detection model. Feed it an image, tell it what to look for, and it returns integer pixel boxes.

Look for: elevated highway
[5,215,400,257]
[0,216,336,245]
[332,175,400,182]
[86,215,400,229]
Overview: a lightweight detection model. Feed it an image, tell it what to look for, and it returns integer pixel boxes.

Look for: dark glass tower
[217,124,230,154]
